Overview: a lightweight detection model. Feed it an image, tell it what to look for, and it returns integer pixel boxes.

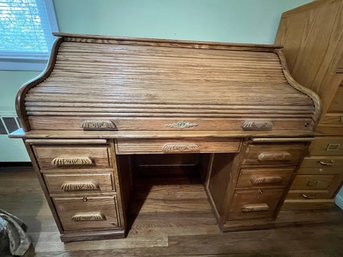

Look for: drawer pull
[241,203,269,213]
[51,157,93,166]
[166,121,198,129]
[306,180,319,187]
[318,160,335,166]
[81,120,117,131]
[241,120,273,131]
[257,152,292,162]
[250,176,283,185]
[301,193,316,199]
[61,182,99,191]
[72,212,106,222]
[162,143,200,153]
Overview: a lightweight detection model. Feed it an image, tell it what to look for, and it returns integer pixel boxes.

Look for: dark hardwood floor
[0,167,342,257]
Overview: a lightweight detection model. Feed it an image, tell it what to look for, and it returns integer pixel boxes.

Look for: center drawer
[44,172,115,194]
[33,145,111,170]
[53,195,120,231]
[115,138,241,154]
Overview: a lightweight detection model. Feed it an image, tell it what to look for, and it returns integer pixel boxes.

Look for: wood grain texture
[275,0,343,118]
[14,34,318,132]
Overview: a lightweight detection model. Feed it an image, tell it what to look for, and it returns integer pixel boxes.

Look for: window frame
[0,0,59,71]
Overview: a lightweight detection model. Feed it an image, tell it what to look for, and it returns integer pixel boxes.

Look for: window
[0,0,59,71]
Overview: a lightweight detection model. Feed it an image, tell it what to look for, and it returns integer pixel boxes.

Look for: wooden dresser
[276,0,343,209]
[11,33,320,242]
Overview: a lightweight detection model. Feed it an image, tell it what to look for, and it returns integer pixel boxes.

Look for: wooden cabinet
[276,0,343,209]
[12,34,320,241]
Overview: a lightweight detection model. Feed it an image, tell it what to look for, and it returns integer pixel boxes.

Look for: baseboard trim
[0,162,32,167]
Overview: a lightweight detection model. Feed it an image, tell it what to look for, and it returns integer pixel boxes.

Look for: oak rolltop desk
[11,33,320,242]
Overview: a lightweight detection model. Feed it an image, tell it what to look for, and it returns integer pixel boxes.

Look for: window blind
[0,0,55,57]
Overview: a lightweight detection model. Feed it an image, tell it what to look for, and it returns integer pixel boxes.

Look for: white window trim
[0,0,59,71]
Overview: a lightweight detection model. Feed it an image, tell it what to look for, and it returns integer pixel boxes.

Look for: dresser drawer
[44,172,114,194]
[328,86,343,112]
[116,138,241,154]
[301,156,343,170]
[242,144,306,166]
[309,138,343,156]
[236,168,294,189]
[33,145,111,170]
[227,188,285,220]
[290,175,335,190]
[287,190,334,200]
[53,195,120,231]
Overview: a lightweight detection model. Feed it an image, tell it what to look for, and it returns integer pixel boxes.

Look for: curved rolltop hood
[16,33,320,135]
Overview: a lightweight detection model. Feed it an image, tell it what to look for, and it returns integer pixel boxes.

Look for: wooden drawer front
[53,195,120,231]
[236,168,294,189]
[309,138,343,156]
[116,138,241,154]
[228,189,284,220]
[301,157,343,170]
[28,116,314,132]
[287,190,334,200]
[328,86,343,112]
[44,172,114,194]
[33,145,111,170]
[290,175,335,190]
[243,144,306,166]
[319,114,343,127]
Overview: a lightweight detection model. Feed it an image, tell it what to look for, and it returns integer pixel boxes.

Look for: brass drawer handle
[241,120,273,131]
[301,193,316,199]
[258,152,292,162]
[61,182,99,191]
[241,203,269,213]
[318,160,335,166]
[250,176,283,185]
[71,212,106,222]
[162,144,200,153]
[81,120,117,131]
[51,157,93,166]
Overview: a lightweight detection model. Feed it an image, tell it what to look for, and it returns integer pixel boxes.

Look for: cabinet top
[16,34,320,134]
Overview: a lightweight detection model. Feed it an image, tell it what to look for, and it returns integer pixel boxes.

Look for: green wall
[54,0,312,44]
[1,0,312,162]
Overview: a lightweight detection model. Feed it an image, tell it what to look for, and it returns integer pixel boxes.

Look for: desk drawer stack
[27,140,126,241]
[220,141,307,230]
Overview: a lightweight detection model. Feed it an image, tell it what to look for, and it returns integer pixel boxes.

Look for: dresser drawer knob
[51,157,93,167]
[71,212,106,222]
[258,189,263,195]
[250,176,283,185]
[318,160,334,166]
[82,196,88,202]
[258,152,292,162]
[241,203,269,213]
[301,193,316,199]
[61,182,99,191]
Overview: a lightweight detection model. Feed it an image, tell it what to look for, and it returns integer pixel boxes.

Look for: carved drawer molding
[81,120,117,131]
[51,157,93,166]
